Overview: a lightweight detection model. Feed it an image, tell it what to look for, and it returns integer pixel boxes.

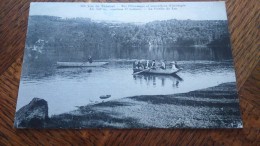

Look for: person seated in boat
[137,61,143,69]
[133,61,137,69]
[88,55,93,63]
[145,60,150,69]
[141,62,145,69]
[151,60,156,70]
[175,61,180,69]
[160,60,166,70]
[133,61,140,69]
[171,61,178,70]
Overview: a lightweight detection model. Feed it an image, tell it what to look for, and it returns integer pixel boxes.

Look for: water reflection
[133,74,183,88]
[17,60,236,115]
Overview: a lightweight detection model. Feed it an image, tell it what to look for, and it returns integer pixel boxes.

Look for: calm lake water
[16,60,237,115]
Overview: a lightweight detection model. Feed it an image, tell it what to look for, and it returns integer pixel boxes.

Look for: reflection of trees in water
[180,61,234,74]
[123,45,232,61]
[22,66,93,81]
[133,74,183,88]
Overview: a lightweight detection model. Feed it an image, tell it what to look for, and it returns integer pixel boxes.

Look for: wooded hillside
[24,16,232,65]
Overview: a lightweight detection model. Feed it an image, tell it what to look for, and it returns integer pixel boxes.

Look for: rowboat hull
[57,61,108,67]
[133,68,182,75]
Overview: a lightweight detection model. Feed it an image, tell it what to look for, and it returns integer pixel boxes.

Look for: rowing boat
[57,61,108,67]
[133,68,182,75]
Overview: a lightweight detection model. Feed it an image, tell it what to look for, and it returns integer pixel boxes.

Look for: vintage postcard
[15,2,243,128]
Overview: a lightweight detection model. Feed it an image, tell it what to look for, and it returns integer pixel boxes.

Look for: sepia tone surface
[0,0,259,145]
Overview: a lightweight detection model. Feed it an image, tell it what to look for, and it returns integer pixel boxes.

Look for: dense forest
[24,15,232,66]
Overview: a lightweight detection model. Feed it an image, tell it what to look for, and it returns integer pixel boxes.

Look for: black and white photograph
[14,2,243,129]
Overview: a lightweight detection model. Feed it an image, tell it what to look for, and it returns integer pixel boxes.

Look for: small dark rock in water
[99,95,111,99]
[14,98,48,128]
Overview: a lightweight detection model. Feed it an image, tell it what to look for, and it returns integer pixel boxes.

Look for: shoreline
[14,82,242,129]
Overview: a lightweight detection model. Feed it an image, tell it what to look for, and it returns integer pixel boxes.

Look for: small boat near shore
[133,68,182,75]
[100,95,111,99]
[57,61,108,67]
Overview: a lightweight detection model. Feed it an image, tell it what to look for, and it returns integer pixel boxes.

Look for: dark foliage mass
[24,16,232,66]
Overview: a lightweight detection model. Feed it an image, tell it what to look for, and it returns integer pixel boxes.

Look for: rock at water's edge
[14,98,48,128]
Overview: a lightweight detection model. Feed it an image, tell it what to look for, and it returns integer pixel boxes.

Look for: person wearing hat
[171,61,177,70]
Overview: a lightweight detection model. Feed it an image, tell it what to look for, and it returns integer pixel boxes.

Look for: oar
[132,68,151,75]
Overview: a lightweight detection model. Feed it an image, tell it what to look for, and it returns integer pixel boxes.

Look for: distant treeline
[24,15,232,66]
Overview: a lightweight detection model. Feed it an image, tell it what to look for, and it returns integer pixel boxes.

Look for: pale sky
[29,2,228,23]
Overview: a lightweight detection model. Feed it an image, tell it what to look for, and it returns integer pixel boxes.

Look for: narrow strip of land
[43,82,242,128]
